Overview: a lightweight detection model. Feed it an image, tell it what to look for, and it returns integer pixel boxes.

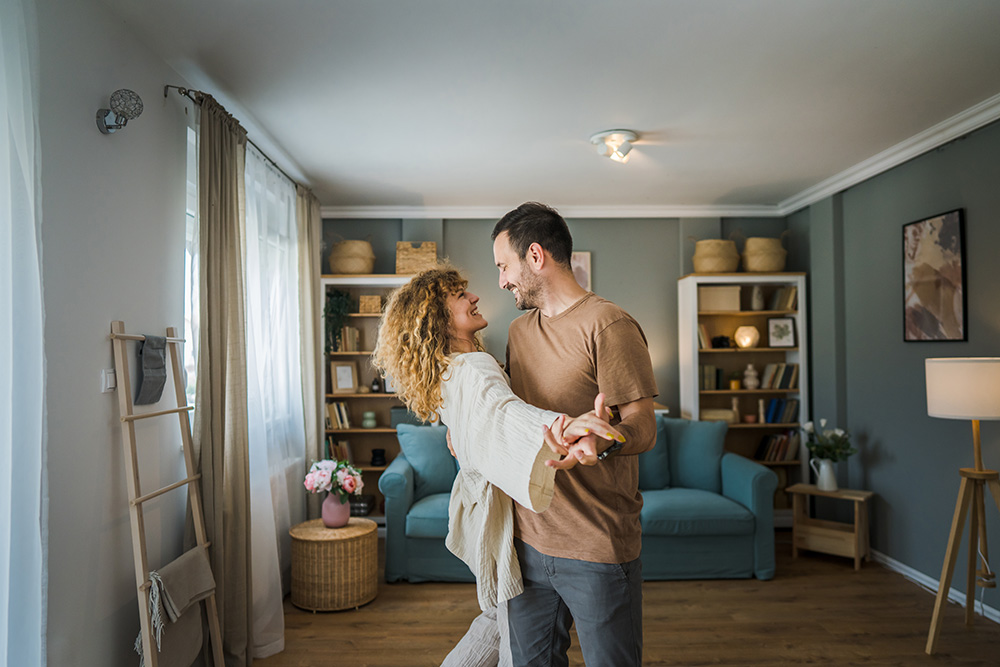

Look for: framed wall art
[571,251,592,291]
[767,317,796,348]
[903,209,966,342]
[331,361,359,394]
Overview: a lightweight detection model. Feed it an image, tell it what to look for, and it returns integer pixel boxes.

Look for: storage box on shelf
[678,272,809,527]
[322,274,413,534]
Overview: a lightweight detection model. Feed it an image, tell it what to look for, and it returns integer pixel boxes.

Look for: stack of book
[324,435,354,463]
[761,397,799,424]
[334,325,361,352]
[350,494,376,517]
[760,363,799,389]
[754,429,801,462]
[326,401,352,429]
[768,285,798,311]
[699,364,725,390]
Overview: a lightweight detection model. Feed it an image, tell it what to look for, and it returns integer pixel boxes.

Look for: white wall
[37,0,194,662]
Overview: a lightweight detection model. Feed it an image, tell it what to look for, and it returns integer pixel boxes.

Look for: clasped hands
[543,393,624,470]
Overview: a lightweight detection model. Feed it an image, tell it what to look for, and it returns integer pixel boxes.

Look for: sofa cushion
[638,415,671,490]
[664,417,727,493]
[405,492,451,538]
[396,424,457,500]
[640,488,754,537]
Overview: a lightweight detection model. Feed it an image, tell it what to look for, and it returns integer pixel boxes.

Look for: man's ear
[526,242,546,270]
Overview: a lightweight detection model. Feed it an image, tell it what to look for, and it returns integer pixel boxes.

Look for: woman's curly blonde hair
[372,267,484,423]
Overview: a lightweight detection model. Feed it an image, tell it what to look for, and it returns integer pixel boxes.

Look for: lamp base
[926,467,1000,654]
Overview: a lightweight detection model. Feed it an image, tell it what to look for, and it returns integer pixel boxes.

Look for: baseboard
[871,549,1000,624]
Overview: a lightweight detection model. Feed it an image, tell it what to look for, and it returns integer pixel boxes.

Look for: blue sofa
[638,416,778,580]
[379,417,778,583]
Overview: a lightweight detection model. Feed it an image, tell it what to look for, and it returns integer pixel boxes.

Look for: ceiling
[100,0,1000,217]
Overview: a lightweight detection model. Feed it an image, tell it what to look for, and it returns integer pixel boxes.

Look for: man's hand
[544,393,625,470]
[446,429,456,459]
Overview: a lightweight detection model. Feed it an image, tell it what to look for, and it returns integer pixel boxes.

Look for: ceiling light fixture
[96,89,144,134]
[590,129,639,164]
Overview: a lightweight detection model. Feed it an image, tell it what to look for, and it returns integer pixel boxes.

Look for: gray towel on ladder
[135,334,167,405]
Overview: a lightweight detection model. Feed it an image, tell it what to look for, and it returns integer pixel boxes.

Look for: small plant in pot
[802,419,857,491]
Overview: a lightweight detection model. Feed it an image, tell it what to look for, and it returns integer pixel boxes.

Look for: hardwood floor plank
[256,532,1000,666]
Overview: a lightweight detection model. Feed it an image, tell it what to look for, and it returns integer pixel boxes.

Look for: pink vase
[322,491,351,528]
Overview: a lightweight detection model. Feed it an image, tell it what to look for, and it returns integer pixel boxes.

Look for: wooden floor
[257,531,1000,666]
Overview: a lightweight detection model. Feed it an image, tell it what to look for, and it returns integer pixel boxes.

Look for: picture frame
[331,361,358,394]
[767,317,796,348]
[903,209,967,342]
[571,251,592,291]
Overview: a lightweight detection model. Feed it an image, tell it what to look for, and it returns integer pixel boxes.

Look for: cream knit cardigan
[439,352,561,611]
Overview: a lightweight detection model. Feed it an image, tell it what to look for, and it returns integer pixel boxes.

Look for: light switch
[101,368,116,393]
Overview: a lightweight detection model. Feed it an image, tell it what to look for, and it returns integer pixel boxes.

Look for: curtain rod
[164,84,305,190]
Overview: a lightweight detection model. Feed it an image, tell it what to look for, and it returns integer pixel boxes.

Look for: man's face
[493,231,542,310]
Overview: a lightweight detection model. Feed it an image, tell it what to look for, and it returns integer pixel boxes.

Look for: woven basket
[692,239,739,273]
[742,237,787,272]
[328,240,375,275]
[395,241,437,274]
[290,518,378,611]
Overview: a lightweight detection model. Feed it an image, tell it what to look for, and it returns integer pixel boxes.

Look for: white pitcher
[810,458,838,491]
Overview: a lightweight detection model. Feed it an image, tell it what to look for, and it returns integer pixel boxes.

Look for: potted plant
[324,289,352,354]
[304,459,364,527]
[802,419,857,491]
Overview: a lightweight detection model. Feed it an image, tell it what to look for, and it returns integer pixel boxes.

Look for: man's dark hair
[491,202,573,268]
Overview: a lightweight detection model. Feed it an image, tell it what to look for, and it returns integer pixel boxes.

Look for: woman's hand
[543,393,625,470]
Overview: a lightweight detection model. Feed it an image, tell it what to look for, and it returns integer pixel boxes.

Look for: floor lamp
[925,357,1000,655]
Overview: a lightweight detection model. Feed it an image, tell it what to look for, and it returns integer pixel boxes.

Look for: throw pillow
[638,415,671,490]
[396,423,457,499]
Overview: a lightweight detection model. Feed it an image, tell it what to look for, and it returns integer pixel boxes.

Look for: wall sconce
[734,326,760,349]
[589,129,638,163]
[97,89,144,134]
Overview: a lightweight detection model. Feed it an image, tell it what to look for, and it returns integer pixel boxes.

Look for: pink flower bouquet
[304,459,364,503]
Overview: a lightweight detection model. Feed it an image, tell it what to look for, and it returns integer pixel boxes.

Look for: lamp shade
[925,357,1000,420]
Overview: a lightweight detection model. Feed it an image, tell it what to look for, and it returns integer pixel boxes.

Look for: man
[492,202,657,666]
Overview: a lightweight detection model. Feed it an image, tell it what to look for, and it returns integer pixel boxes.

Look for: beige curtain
[193,94,254,667]
[296,185,324,519]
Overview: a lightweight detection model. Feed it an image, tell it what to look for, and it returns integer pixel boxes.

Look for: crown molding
[319,203,785,219]
[776,91,1000,216]
[320,92,1000,221]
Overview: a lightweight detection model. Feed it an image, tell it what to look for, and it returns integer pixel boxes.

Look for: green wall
[801,119,1000,604]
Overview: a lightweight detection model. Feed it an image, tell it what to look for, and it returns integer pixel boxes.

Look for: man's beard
[512,270,543,310]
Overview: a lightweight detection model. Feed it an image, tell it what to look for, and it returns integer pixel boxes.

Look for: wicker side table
[290,517,378,611]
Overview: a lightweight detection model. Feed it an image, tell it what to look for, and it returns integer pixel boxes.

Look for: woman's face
[446,288,488,340]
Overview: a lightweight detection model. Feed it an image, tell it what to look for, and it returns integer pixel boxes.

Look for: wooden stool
[290,518,378,611]
[787,483,874,571]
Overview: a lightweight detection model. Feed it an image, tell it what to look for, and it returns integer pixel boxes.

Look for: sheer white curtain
[243,144,306,658]
[0,0,45,665]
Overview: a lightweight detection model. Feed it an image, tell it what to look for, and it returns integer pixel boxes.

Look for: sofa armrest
[721,453,779,580]
[379,454,415,582]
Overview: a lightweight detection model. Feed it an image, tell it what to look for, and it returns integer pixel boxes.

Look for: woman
[372,267,622,666]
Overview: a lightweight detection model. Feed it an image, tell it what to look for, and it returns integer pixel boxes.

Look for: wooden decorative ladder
[110,321,224,667]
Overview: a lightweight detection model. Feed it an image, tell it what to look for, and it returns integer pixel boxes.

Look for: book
[785,363,799,389]
[698,323,711,349]
[783,286,798,310]
[327,403,342,430]
[770,363,787,389]
[339,440,353,464]
[761,363,778,389]
[778,363,797,389]
[783,431,801,461]
[337,402,351,428]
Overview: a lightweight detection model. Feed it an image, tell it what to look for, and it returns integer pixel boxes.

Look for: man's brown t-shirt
[507,293,658,563]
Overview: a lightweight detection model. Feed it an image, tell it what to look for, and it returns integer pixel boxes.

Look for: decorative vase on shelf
[322,492,351,528]
[743,363,760,390]
[361,411,377,428]
[810,458,838,492]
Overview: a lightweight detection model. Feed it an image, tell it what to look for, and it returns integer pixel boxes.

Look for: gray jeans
[507,539,643,667]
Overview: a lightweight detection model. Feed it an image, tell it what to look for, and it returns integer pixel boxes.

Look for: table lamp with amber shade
[924,357,1000,654]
